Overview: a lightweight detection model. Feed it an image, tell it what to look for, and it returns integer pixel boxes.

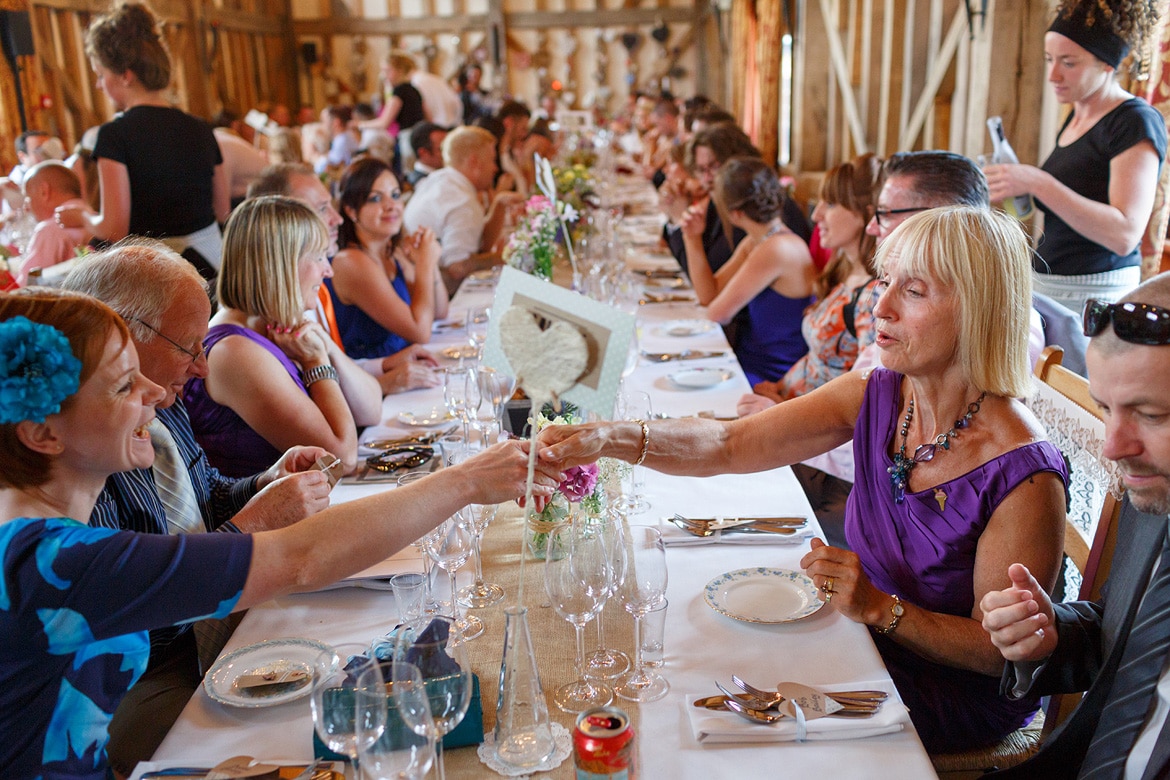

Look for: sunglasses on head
[1083,299,1170,345]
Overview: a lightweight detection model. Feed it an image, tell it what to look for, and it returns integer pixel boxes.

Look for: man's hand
[232,471,333,532]
[980,563,1059,663]
[256,445,334,489]
[382,344,440,372]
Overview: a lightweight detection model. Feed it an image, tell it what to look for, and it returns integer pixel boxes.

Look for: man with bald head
[18,160,91,284]
[63,242,335,774]
[982,273,1170,777]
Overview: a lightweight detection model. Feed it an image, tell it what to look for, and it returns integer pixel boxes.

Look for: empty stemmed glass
[393,617,472,780]
[544,522,614,712]
[615,391,652,516]
[476,366,517,443]
[355,659,436,780]
[423,513,484,641]
[310,643,379,775]
[466,304,491,361]
[443,366,477,444]
[398,471,445,616]
[583,510,631,680]
[615,524,669,702]
[455,500,505,608]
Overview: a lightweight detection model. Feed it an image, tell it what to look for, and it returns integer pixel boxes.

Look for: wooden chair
[932,346,1123,775]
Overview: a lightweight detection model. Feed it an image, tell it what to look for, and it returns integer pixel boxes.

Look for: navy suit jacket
[994,500,1170,779]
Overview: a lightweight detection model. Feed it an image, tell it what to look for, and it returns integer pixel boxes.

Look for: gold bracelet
[633,419,650,466]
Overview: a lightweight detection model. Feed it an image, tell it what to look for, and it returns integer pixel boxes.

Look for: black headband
[1048,8,1129,68]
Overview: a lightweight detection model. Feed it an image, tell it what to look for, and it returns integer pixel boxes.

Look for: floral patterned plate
[205,637,330,707]
[703,568,825,624]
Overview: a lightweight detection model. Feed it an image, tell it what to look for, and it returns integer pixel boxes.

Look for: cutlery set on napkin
[663,514,814,546]
[134,757,339,780]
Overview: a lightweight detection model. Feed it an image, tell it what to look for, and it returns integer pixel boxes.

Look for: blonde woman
[184,196,371,476]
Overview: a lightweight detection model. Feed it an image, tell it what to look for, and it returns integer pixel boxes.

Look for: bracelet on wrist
[633,419,650,466]
[301,364,339,389]
[875,594,904,636]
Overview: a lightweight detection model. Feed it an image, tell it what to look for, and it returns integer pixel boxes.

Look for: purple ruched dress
[184,324,304,478]
[845,369,1067,752]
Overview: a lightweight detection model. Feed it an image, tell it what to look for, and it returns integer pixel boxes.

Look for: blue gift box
[312,673,484,761]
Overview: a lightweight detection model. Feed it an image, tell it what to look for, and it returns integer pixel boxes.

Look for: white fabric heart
[498,306,589,401]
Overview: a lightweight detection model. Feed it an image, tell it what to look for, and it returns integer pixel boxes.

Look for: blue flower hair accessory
[0,316,82,424]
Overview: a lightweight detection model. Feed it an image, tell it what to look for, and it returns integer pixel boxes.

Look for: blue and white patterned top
[0,517,251,779]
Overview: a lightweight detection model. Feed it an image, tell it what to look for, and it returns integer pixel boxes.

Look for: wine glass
[615,390,652,515]
[397,471,445,617]
[583,510,631,680]
[423,514,484,641]
[443,366,477,444]
[356,660,436,780]
[466,304,491,361]
[310,643,379,773]
[456,501,505,608]
[394,617,473,780]
[615,524,669,702]
[545,522,614,712]
[476,366,516,443]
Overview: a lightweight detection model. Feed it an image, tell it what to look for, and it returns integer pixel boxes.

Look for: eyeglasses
[874,206,930,228]
[131,317,205,362]
[1083,299,1170,345]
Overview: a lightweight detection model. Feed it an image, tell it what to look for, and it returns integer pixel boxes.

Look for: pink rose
[558,463,599,502]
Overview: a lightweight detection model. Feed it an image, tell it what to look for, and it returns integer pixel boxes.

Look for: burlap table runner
[444,502,640,778]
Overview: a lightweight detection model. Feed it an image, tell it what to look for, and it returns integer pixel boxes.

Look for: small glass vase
[494,606,557,769]
[525,492,573,560]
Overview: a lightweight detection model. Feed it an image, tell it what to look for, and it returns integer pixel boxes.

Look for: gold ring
[824,589,833,602]
[822,577,835,594]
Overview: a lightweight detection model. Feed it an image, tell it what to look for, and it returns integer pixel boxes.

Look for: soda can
[574,705,635,779]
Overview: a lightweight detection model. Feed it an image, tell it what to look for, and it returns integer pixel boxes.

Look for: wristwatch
[876,595,904,636]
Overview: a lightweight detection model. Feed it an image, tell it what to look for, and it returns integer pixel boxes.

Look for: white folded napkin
[660,521,814,547]
[686,680,910,743]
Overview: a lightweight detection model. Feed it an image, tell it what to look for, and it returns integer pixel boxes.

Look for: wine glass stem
[448,568,461,621]
[595,603,608,652]
[420,554,436,610]
[435,734,446,780]
[471,532,486,589]
[574,622,587,679]
[631,613,645,678]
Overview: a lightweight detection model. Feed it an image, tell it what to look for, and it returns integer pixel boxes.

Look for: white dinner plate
[669,367,734,389]
[204,637,330,707]
[703,568,825,624]
[655,319,717,338]
[397,408,455,427]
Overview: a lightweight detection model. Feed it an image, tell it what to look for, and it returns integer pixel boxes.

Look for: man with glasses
[62,243,336,775]
[982,280,1170,778]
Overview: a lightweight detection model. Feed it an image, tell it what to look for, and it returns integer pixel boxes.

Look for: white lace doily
[476,722,572,777]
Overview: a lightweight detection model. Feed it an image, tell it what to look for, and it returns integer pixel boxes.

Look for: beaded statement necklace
[888,392,987,504]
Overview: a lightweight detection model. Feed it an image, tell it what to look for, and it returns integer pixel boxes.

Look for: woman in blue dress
[0,289,555,779]
[328,157,448,360]
[680,157,814,385]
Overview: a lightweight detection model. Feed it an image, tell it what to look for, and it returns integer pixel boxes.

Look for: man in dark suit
[982,274,1170,778]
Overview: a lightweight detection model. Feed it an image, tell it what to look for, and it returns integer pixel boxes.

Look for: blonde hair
[216,195,328,328]
[385,51,417,83]
[442,126,497,168]
[876,206,1033,398]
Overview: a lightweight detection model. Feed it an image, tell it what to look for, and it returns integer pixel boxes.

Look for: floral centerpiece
[526,402,620,558]
[553,163,598,215]
[503,155,581,284]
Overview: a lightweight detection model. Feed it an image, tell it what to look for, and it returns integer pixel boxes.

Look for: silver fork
[733,676,887,707]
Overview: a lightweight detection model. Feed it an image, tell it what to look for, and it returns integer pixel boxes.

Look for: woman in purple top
[539,206,1068,753]
[185,196,363,477]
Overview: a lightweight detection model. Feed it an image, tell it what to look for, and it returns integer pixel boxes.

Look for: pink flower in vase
[558,463,599,502]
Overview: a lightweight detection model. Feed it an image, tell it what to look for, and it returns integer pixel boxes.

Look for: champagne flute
[443,366,476,444]
[583,510,631,680]
[544,522,614,712]
[615,524,669,702]
[310,643,379,773]
[476,366,516,443]
[466,304,491,361]
[423,514,484,641]
[394,617,472,780]
[356,660,435,780]
[456,502,505,608]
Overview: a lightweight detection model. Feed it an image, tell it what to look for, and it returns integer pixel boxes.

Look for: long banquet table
[147,186,937,779]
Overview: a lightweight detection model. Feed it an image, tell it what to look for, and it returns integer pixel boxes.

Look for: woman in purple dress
[539,206,1068,753]
[185,196,378,477]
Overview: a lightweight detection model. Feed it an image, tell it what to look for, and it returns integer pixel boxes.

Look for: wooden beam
[294,15,489,36]
[206,7,279,36]
[876,0,892,152]
[291,6,697,37]
[817,0,867,153]
[899,4,964,150]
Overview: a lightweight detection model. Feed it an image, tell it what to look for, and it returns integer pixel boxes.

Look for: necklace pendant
[934,488,947,512]
[912,443,937,463]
